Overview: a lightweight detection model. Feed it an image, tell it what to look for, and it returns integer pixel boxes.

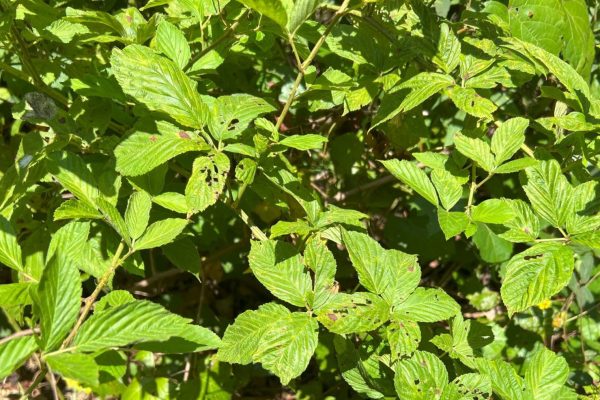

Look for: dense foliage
[1,0,600,398]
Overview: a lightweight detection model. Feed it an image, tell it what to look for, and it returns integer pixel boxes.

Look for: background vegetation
[1,0,600,398]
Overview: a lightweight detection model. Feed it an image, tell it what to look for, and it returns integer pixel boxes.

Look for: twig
[331,175,395,202]
[0,327,39,346]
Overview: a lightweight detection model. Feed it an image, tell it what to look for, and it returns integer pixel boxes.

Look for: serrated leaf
[96,197,131,245]
[431,169,463,210]
[135,324,221,353]
[395,351,448,400]
[381,159,438,206]
[433,23,461,73]
[304,237,337,310]
[155,20,190,69]
[471,199,514,224]
[372,73,454,129]
[0,215,23,271]
[0,336,38,380]
[72,300,192,352]
[501,243,574,315]
[185,153,230,214]
[447,86,497,121]
[218,302,317,384]
[279,134,327,150]
[54,199,101,221]
[45,352,99,387]
[47,151,100,207]
[453,133,495,172]
[134,218,188,251]
[494,158,537,174]
[248,240,312,307]
[438,210,469,240]
[316,292,390,334]
[33,255,82,351]
[334,335,396,399]
[475,358,530,400]
[342,230,420,305]
[206,94,276,141]
[152,192,188,213]
[499,200,540,242]
[442,373,492,400]
[0,283,33,307]
[472,223,513,263]
[125,191,152,240]
[386,320,421,360]
[392,288,460,322]
[287,0,319,33]
[524,347,569,400]
[491,117,528,165]
[111,44,209,129]
[523,159,573,228]
[115,121,209,177]
[238,0,289,29]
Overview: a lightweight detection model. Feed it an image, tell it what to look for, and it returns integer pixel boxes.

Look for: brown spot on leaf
[327,313,338,321]
[149,135,157,142]
[179,131,191,139]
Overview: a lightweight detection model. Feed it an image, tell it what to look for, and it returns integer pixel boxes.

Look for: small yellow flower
[538,299,552,310]
[553,312,567,329]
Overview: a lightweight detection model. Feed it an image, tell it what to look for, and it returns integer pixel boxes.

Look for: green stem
[60,241,128,349]
[274,0,352,131]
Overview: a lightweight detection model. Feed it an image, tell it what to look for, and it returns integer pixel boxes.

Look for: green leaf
[501,243,574,315]
[566,181,600,235]
[447,86,497,121]
[254,311,318,384]
[54,199,101,221]
[248,240,312,307]
[431,315,479,368]
[431,169,463,210]
[438,210,469,240]
[499,200,540,242]
[72,300,192,352]
[0,283,33,307]
[395,351,448,400]
[185,153,230,214]
[372,73,454,129]
[96,197,131,245]
[471,199,515,224]
[472,223,513,263]
[45,352,99,387]
[507,0,595,78]
[304,236,337,310]
[152,192,188,214]
[31,255,81,351]
[206,94,276,141]
[381,159,438,206]
[433,23,461,73]
[523,159,573,228]
[47,151,100,207]
[0,336,38,380]
[334,335,396,398]
[0,215,23,271]
[270,220,312,239]
[392,288,460,322]
[125,191,152,240]
[491,117,528,165]
[524,347,569,400]
[115,121,209,177]
[386,320,421,360]
[316,292,390,334]
[237,0,289,30]
[475,358,530,400]
[217,302,319,384]
[134,218,188,251]
[135,324,221,353]
[494,158,538,174]
[342,230,420,304]
[442,373,492,400]
[155,20,190,69]
[111,44,209,129]
[287,0,319,33]
[279,134,327,150]
[162,238,201,274]
[453,133,495,172]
